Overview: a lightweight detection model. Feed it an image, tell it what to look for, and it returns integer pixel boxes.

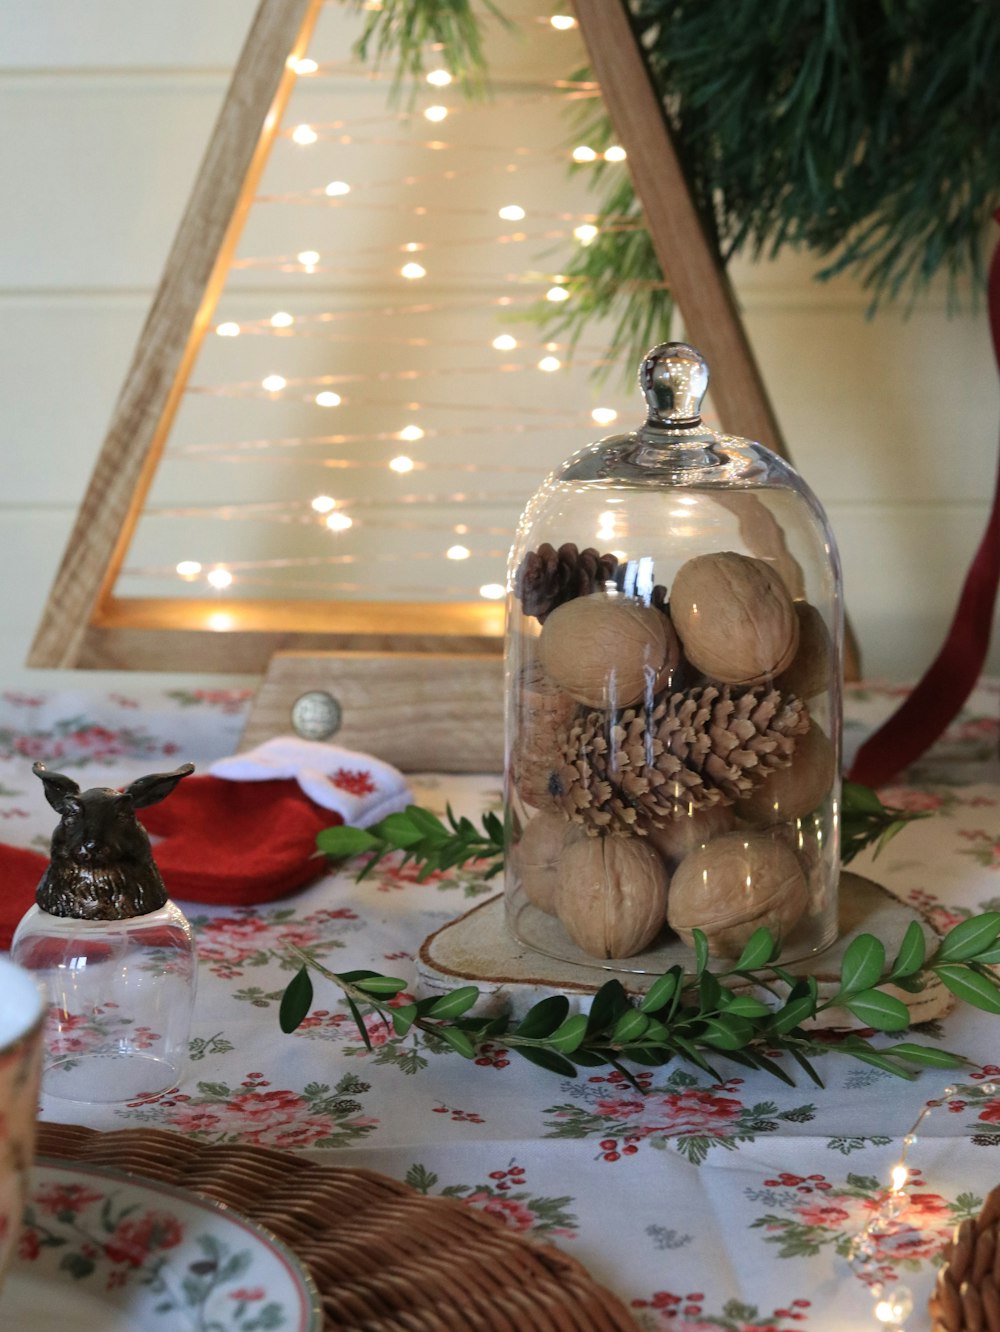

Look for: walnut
[644,802,736,870]
[774,601,834,700]
[539,594,680,709]
[669,552,799,685]
[512,811,578,914]
[666,831,809,958]
[555,834,669,958]
[509,660,579,810]
[735,723,836,825]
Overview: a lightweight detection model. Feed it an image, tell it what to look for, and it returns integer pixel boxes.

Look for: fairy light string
[846,1073,1000,1330]
[124,11,648,602]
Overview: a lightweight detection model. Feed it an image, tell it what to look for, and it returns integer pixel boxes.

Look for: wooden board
[417,871,952,1025]
[240,650,505,772]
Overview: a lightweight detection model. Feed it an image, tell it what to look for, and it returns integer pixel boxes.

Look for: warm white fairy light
[389,455,414,472]
[538,355,561,372]
[574,223,599,245]
[324,180,351,197]
[291,124,318,145]
[297,249,320,266]
[426,69,452,87]
[401,261,427,280]
[446,544,470,560]
[498,204,526,221]
[270,311,294,328]
[261,374,287,392]
[290,56,318,75]
[492,334,518,351]
[207,567,233,589]
[480,583,505,599]
[311,495,336,513]
[424,105,449,122]
[550,14,577,29]
[592,407,618,426]
[604,145,627,162]
[325,512,353,532]
[176,560,202,579]
[846,1074,1000,1329]
[315,391,342,407]
[572,145,597,163]
[399,424,425,441]
[216,322,240,337]
[546,285,570,302]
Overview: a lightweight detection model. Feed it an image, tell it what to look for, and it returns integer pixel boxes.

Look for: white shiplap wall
[1,0,997,693]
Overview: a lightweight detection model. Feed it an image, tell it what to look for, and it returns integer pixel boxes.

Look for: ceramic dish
[0,1159,322,1331]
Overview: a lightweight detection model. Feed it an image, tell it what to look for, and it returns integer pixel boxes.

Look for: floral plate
[1,1160,322,1330]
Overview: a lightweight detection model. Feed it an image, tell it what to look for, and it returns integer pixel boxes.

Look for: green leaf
[316,826,381,858]
[548,1014,589,1054]
[883,1042,968,1069]
[842,781,885,814]
[436,1026,477,1059]
[699,1016,754,1050]
[426,986,481,1018]
[353,975,408,996]
[936,965,1000,1014]
[698,971,723,1013]
[391,1003,418,1037]
[888,921,926,980]
[735,927,781,971]
[514,1045,579,1078]
[639,971,678,1014]
[936,913,1000,963]
[612,1009,650,1044]
[769,993,817,1036]
[839,935,886,994]
[278,967,313,1034]
[346,997,372,1050]
[721,994,772,1020]
[374,810,427,847]
[586,980,629,1033]
[843,988,911,1032]
[406,806,449,838]
[692,929,709,978]
[787,1047,825,1088]
[516,995,571,1039]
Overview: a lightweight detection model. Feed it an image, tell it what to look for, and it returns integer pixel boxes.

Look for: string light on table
[847,1074,1000,1330]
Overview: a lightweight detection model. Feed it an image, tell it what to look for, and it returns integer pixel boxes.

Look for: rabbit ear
[123,762,195,810]
[33,761,81,813]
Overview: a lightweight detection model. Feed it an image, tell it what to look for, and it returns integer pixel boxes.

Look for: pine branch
[280,914,1000,1088]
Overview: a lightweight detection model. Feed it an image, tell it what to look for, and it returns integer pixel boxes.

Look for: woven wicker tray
[36,1123,637,1332]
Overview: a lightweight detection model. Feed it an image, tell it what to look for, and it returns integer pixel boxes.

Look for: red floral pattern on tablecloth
[3,680,1000,1331]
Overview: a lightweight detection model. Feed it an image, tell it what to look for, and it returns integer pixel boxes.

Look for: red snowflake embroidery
[331,767,377,797]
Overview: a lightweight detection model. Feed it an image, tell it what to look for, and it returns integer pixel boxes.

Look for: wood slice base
[417,871,952,1026]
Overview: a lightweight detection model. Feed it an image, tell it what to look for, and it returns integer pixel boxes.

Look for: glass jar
[504,342,842,972]
[12,901,196,1103]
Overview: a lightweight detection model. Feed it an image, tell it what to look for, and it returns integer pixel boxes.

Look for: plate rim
[14,1156,324,1332]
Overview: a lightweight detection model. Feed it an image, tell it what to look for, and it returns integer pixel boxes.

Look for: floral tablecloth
[2,679,1000,1331]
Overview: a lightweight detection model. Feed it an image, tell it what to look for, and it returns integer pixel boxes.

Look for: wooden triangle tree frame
[28,0,860,679]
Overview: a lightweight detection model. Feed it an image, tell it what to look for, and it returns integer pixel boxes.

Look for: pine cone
[552,684,809,835]
[930,1184,1000,1330]
[514,543,619,622]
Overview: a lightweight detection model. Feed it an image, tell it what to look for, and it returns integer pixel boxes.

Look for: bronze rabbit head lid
[33,761,195,920]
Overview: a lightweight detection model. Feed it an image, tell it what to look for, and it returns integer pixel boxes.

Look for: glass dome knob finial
[639,341,709,427]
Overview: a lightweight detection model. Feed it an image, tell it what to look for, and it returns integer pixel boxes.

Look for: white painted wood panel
[0,0,996,690]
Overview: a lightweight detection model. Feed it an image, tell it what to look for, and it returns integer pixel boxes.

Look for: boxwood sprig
[316,804,505,882]
[280,914,1000,1090]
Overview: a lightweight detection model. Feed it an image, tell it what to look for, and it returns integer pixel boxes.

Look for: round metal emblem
[290,690,343,741]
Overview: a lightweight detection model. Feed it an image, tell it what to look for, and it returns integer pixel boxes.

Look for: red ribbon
[848,213,1000,787]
